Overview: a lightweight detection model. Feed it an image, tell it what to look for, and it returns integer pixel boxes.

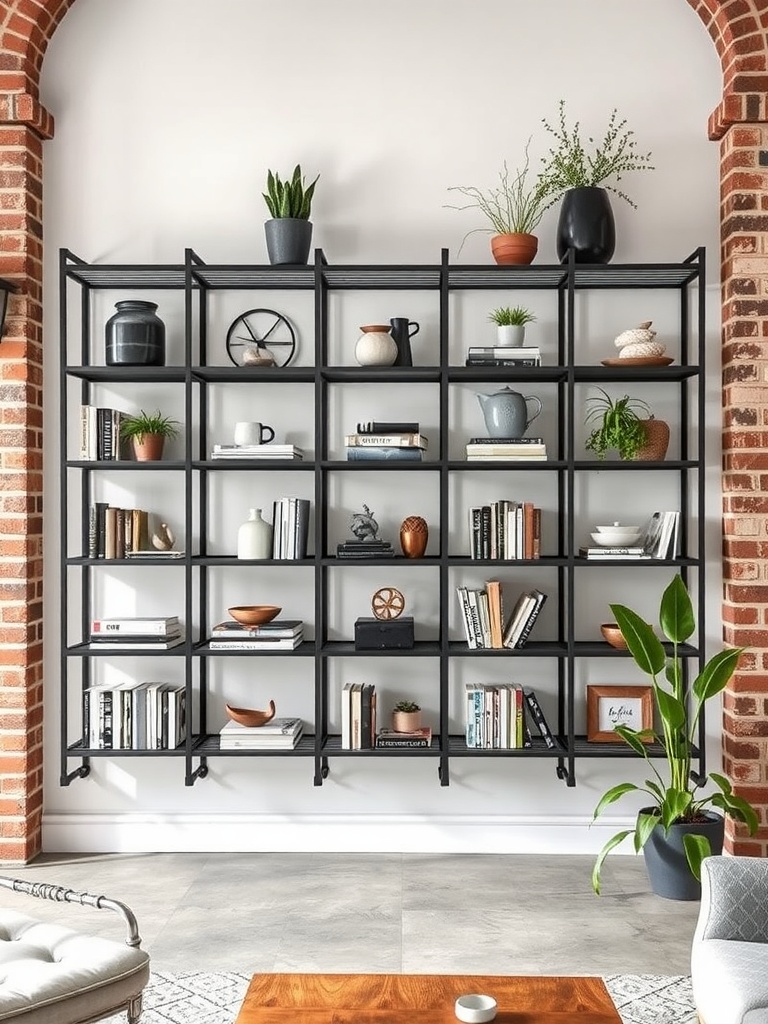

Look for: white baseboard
[42,813,637,854]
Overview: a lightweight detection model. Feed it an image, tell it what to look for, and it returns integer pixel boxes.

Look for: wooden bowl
[225,700,276,728]
[600,623,628,649]
[227,605,281,626]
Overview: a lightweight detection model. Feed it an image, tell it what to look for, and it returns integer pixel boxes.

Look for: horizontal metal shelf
[576,557,700,567]
[574,460,698,471]
[66,460,187,471]
[193,459,313,471]
[191,266,315,289]
[65,264,187,288]
[66,741,188,756]
[192,734,318,755]
[450,366,566,383]
[320,460,441,471]
[319,641,441,657]
[573,365,699,382]
[572,263,700,289]
[569,737,699,758]
[321,736,440,755]
[67,643,188,657]
[66,556,187,566]
[66,365,187,382]
[573,641,700,658]
[191,367,315,383]
[191,556,314,566]
[322,556,441,566]
[448,265,568,289]
[449,460,566,471]
[448,736,564,756]
[322,366,441,383]
[448,641,567,657]
[449,555,565,566]
[321,266,441,289]
[194,640,316,656]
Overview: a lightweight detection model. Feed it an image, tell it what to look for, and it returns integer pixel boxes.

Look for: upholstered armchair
[691,855,768,1024]
[0,875,150,1023]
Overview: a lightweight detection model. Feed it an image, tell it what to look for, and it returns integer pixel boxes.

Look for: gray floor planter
[643,810,724,900]
[264,218,313,265]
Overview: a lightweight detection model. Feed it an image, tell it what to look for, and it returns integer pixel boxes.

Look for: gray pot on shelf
[264,218,313,265]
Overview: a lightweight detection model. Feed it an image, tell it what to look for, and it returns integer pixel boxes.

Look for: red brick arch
[0,0,765,860]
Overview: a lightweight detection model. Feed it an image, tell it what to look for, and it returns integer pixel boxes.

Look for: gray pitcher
[477,387,542,438]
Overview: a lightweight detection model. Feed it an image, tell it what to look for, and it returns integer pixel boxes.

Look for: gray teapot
[477,387,542,438]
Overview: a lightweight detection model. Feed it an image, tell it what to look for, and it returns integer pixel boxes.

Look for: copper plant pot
[132,433,165,461]
[400,515,428,558]
[490,232,538,266]
[393,710,421,733]
[634,418,670,461]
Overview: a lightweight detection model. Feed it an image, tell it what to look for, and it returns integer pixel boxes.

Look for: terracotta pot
[132,433,166,461]
[490,233,538,266]
[634,418,670,461]
[392,710,421,733]
[400,516,428,558]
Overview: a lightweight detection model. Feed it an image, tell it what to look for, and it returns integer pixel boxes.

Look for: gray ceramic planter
[264,218,312,265]
[642,809,724,900]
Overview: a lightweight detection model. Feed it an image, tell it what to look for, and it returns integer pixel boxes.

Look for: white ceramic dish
[590,530,642,547]
[594,523,642,539]
[455,994,498,1023]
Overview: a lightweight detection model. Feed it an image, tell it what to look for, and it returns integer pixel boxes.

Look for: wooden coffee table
[234,973,622,1022]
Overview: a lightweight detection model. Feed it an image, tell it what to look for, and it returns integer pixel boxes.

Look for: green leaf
[692,648,744,703]
[661,788,692,828]
[634,810,659,852]
[659,575,695,643]
[610,605,666,675]
[592,782,640,821]
[682,833,711,881]
[614,725,650,758]
[654,688,686,732]
[262,192,277,218]
[708,771,732,796]
[592,830,633,895]
[710,793,759,835]
[644,779,665,804]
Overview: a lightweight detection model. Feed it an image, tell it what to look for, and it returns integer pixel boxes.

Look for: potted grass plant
[584,387,668,462]
[488,305,536,346]
[263,163,319,266]
[591,574,758,900]
[120,409,180,462]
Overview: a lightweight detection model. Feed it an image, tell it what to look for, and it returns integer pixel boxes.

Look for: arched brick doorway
[0,0,764,861]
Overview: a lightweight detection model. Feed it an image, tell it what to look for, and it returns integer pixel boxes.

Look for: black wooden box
[354,616,415,650]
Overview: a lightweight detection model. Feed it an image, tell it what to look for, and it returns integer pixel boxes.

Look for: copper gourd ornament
[399,516,428,558]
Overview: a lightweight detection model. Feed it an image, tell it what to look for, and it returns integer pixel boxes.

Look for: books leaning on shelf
[524,688,556,749]
[501,589,547,649]
[89,616,184,649]
[456,584,546,650]
[578,510,680,561]
[208,619,304,651]
[465,437,547,461]
[376,727,432,748]
[83,681,186,750]
[210,444,304,460]
[469,500,541,560]
[219,717,304,750]
[79,404,125,461]
[272,497,310,559]
[465,346,541,367]
[465,683,531,749]
[341,682,377,750]
[88,505,157,559]
[346,421,426,462]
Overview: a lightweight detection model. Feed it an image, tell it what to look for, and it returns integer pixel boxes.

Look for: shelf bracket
[185,760,208,786]
[313,757,329,786]
[60,763,90,786]
[556,761,575,787]
[690,769,706,788]
[438,758,450,787]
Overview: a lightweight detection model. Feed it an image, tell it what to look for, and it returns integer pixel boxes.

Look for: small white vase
[497,324,525,346]
[355,324,398,366]
[237,508,273,559]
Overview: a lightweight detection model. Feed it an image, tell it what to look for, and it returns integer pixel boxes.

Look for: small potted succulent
[488,305,536,346]
[120,410,180,462]
[392,700,421,733]
[263,163,319,266]
[584,387,668,462]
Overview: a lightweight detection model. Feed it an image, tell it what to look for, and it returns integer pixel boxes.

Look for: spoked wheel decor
[371,586,405,620]
[225,308,297,367]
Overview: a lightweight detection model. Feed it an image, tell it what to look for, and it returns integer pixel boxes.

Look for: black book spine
[524,689,555,748]
[100,690,113,749]
[88,505,97,559]
[357,420,419,434]
[515,592,547,648]
[481,506,491,559]
[95,501,109,558]
[360,684,374,749]
[471,507,482,559]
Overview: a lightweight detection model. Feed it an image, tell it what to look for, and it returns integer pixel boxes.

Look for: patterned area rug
[104,971,697,1024]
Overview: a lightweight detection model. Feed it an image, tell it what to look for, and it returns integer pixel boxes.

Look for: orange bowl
[228,605,281,626]
[225,700,276,728]
[600,623,628,649]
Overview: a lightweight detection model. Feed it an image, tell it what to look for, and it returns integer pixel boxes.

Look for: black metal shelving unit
[58,245,705,789]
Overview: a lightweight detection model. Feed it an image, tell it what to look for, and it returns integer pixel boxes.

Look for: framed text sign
[587,684,653,743]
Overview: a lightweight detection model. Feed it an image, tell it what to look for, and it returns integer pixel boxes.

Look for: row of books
[79,404,124,461]
[465,685,555,749]
[469,500,541,560]
[88,616,185,650]
[456,583,547,650]
[465,345,542,367]
[346,420,427,462]
[466,436,547,462]
[220,717,304,750]
[211,443,304,461]
[208,619,303,651]
[83,681,186,749]
[341,682,377,749]
[579,511,681,560]
[88,503,152,559]
[272,498,310,559]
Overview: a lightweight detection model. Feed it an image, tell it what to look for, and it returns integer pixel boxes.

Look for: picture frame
[586,684,653,743]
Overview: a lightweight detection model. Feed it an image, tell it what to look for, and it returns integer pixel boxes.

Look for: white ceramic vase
[355,324,398,366]
[237,508,273,559]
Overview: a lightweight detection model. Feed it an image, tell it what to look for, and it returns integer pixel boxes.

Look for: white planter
[497,324,525,346]
[355,325,398,366]
[237,508,273,559]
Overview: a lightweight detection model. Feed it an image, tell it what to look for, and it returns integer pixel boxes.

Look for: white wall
[39,0,724,854]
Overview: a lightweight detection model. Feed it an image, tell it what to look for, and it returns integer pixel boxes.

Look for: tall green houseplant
[592,575,758,897]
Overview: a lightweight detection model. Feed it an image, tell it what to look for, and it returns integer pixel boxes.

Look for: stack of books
[456,583,546,650]
[272,498,310,559]
[465,346,542,367]
[89,504,149,559]
[79,404,124,460]
[579,510,680,561]
[465,437,547,461]
[208,619,304,651]
[345,420,427,462]
[88,616,185,650]
[83,681,186,750]
[210,443,304,461]
[341,683,377,749]
[465,685,555,749]
[469,500,541,559]
[219,717,304,750]
[336,539,394,559]
[376,727,432,749]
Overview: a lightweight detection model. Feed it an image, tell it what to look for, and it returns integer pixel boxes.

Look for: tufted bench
[0,876,150,1024]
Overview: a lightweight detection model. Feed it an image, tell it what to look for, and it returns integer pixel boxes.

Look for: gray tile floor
[0,852,699,976]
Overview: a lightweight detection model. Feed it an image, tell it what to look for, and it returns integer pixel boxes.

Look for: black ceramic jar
[105,300,166,366]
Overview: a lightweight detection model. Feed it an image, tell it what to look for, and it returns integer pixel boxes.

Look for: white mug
[234,421,275,446]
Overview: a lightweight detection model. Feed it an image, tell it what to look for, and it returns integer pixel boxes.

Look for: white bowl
[455,994,498,1023]
[594,523,642,539]
[590,530,642,547]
